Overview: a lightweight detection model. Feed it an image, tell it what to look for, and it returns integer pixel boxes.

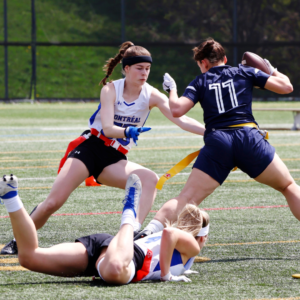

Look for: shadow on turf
[0,279,160,287]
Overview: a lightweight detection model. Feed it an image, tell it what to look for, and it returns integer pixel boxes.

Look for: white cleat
[0,174,18,199]
[122,174,142,218]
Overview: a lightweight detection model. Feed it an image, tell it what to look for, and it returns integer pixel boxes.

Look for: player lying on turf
[0,174,209,284]
[135,37,300,240]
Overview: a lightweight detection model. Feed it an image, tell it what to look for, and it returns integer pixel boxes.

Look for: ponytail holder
[105,75,109,79]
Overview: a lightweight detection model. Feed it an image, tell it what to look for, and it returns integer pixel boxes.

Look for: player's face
[126,63,151,84]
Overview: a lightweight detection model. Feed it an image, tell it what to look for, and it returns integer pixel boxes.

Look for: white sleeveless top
[89,78,153,152]
[134,231,195,281]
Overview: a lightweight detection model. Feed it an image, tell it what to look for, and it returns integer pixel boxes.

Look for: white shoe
[122,174,142,218]
[0,174,18,199]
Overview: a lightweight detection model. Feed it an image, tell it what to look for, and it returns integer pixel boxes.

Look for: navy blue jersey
[182,64,270,134]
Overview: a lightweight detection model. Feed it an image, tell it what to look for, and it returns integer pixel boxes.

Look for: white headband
[197,224,209,237]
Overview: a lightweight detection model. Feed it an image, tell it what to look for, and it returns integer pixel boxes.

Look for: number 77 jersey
[182,64,270,134]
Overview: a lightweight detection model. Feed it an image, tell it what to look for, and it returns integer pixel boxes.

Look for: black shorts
[68,132,127,181]
[76,233,145,277]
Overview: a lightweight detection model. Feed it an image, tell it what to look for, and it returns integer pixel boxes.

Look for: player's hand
[161,272,192,282]
[163,73,177,93]
[264,59,277,75]
[183,270,198,276]
[125,126,151,145]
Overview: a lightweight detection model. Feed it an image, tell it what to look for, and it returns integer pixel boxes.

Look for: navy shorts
[68,132,127,181]
[76,233,145,277]
[193,127,275,185]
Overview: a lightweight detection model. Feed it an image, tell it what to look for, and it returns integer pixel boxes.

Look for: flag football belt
[156,123,269,190]
[91,128,128,155]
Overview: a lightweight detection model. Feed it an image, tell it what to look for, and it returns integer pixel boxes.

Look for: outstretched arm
[160,227,200,280]
[150,89,205,136]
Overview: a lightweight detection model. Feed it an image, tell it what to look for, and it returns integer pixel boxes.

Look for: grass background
[0,102,299,299]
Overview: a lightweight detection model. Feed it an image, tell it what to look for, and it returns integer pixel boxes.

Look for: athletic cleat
[134,229,153,241]
[0,174,18,199]
[122,174,142,218]
[1,239,18,255]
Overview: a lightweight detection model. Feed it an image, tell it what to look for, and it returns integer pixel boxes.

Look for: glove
[183,270,198,276]
[133,229,153,241]
[163,73,177,93]
[124,126,151,145]
[264,59,277,75]
[161,271,191,283]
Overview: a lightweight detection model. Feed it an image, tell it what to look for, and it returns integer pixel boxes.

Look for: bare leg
[98,160,159,224]
[154,168,219,224]
[97,224,134,284]
[9,207,88,276]
[31,158,89,229]
[255,153,300,221]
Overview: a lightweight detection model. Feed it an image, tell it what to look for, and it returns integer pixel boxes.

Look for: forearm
[272,69,291,82]
[102,126,126,138]
[160,228,177,277]
[175,115,205,136]
[169,90,182,117]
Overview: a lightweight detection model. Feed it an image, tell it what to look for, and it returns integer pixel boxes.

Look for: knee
[18,252,35,269]
[276,179,294,194]
[41,195,66,215]
[140,171,159,189]
[103,260,126,281]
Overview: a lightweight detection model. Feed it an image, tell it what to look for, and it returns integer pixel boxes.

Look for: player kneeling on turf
[0,174,209,284]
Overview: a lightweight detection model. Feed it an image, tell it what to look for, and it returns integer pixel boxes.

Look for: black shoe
[1,239,18,255]
[134,229,153,241]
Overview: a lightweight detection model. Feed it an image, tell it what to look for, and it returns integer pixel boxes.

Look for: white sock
[133,222,141,232]
[3,195,23,213]
[144,219,164,233]
[120,209,135,228]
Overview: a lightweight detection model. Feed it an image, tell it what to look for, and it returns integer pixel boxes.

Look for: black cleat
[1,239,18,255]
[134,229,153,241]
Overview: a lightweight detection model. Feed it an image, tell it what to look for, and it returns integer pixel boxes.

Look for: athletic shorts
[75,233,145,277]
[68,133,127,181]
[193,127,275,185]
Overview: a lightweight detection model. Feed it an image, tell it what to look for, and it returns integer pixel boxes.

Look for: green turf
[0,102,300,299]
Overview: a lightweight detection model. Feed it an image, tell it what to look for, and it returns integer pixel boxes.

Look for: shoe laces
[122,187,136,209]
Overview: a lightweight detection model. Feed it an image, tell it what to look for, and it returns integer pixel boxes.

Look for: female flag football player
[0,174,209,284]
[1,41,205,255]
[136,38,300,240]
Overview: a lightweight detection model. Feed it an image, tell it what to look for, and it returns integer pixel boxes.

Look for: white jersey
[89,78,153,152]
[134,231,195,281]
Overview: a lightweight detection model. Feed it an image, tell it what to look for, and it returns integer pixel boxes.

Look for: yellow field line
[207,240,300,247]
[0,150,64,154]
[0,165,58,170]
[0,159,59,163]
[0,258,19,263]
[165,178,300,185]
[0,266,28,271]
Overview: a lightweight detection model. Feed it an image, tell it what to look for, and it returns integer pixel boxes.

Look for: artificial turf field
[0,102,299,300]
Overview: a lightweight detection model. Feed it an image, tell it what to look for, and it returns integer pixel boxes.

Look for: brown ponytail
[193,38,225,64]
[99,41,151,86]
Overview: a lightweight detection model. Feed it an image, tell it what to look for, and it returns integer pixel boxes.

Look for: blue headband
[122,56,152,69]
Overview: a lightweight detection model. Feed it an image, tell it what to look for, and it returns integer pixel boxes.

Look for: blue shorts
[193,127,275,185]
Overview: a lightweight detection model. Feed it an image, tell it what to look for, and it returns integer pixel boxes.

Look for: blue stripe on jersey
[124,102,135,107]
[89,103,101,126]
[153,249,182,272]
[141,111,151,127]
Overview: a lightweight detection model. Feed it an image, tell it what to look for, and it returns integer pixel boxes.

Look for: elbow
[102,127,111,137]
[279,83,293,95]
[171,108,184,118]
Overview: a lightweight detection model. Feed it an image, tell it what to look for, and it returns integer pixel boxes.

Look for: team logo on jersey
[164,173,171,179]
[114,114,141,123]
[117,101,122,105]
